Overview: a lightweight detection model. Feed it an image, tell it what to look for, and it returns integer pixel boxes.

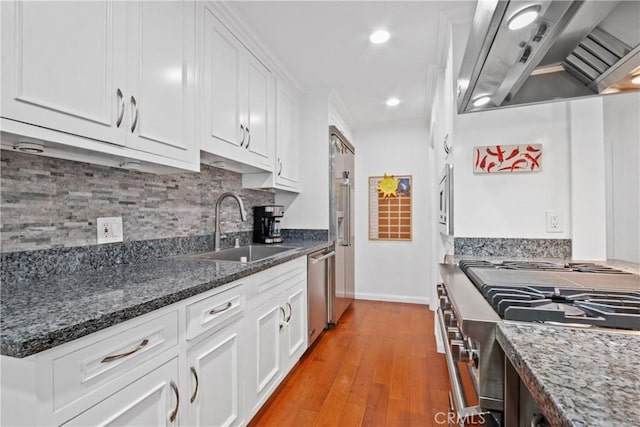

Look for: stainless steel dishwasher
[307,247,335,347]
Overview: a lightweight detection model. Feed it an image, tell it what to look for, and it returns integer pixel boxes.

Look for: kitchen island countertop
[1,240,331,358]
[497,322,640,427]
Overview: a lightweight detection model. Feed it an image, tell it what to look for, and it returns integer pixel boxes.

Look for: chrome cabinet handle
[277,158,283,176]
[245,126,250,149]
[116,88,124,128]
[209,301,232,316]
[286,302,292,323]
[190,367,199,403]
[101,339,149,363]
[169,381,179,422]
[239,124,246,147]
[279,306,287,330]
[130,96,138,133]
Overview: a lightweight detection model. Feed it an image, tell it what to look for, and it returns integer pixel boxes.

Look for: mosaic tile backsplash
[0,150,275,253]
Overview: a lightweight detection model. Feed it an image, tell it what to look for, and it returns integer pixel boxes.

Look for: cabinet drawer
[52,310,179,412]
[186,282,245,341]
[250,257,306,308]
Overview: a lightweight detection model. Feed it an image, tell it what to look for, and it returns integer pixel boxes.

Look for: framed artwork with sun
[369,174,412,241]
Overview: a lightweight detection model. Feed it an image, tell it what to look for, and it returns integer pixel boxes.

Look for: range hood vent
[564,27,631,86]
[457,0,640,113]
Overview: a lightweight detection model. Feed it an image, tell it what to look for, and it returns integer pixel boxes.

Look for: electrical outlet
[546,211,562,233]
[97,217,123,244]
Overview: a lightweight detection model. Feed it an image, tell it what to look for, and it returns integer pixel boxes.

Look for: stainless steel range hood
[457,0,640,113]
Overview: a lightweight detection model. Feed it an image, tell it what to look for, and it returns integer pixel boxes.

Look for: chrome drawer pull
[209,302,232,315]
[101,339,149,363]
[169,381,179,422]
[190,367,199,403]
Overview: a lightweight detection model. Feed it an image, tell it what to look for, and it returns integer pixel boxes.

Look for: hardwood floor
[248,300,451,427]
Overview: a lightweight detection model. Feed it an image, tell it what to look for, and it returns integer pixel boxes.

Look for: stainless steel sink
[188,245,297,263]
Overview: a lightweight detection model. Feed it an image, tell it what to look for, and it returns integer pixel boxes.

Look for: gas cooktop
[458,260,640,330]
[459,259,633,274]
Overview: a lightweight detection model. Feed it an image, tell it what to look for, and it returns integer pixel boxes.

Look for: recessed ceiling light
[386,97,400,107]
[472,95,491,107]
[507,5,541,31]
[631,74,640,85]
[369,30,390,44]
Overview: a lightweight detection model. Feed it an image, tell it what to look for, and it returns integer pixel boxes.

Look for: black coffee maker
[253,205,284,244]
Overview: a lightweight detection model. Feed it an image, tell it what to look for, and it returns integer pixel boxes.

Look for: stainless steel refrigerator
[328,126,355,326]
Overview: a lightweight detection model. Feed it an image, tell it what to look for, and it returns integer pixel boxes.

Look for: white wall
[277,89,354,231]
[354,121,432,304]
[604,92,640,263]
[276,90,330,230]
[452,101,572,238]
[568,97,607,260]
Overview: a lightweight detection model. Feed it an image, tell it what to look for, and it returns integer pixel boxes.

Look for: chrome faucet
[214,192,247,251]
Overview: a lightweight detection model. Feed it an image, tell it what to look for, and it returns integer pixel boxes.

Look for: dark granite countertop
[1,240,331,358]
[446,255,640,274]
[497,322,640,427]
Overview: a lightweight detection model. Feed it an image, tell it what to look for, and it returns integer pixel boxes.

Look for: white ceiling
[231,1,476,130]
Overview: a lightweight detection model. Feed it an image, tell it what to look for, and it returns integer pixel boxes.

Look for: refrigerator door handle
[344,182,351,246]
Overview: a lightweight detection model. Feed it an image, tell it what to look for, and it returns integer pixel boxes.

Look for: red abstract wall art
[473,144,542,174]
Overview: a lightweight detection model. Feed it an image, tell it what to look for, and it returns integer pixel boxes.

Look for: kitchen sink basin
[188,245,297,263]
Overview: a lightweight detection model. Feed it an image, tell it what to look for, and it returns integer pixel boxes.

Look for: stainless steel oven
[439,259,640,427]
[436,268,504,427]
[438,164,453,235]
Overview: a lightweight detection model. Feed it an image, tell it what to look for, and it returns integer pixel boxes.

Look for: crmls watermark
[434,411,486,425]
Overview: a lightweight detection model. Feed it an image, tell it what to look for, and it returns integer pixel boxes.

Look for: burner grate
[482,284,640,330]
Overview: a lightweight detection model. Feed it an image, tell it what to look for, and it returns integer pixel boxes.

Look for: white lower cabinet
[64,357,180,427]
[245,258,308,419]
[0,257,309,427]
[187,317,244,427]
[283,282,307,372]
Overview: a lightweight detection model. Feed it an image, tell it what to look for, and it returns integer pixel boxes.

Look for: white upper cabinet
[206,13,243,148]
[1,0,198,171]
[125,0,196,164]
[275,79,301,190]
[245,57,270,163]
[241,76,301,192]
[200,4,273,171]
[1,1,127,145]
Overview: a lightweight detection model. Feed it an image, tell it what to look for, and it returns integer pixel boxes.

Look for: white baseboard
[354,292,430,305]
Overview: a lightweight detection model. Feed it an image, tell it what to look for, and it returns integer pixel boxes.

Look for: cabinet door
[245,56,271,168]
[202,8,242,149]
[246,294,283,416]
[1,0,127,145]
[275,82,300,187]
[126,0,196,164]
[64,358,180,427]
[187,318,243,427]
[284,283,307,371]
